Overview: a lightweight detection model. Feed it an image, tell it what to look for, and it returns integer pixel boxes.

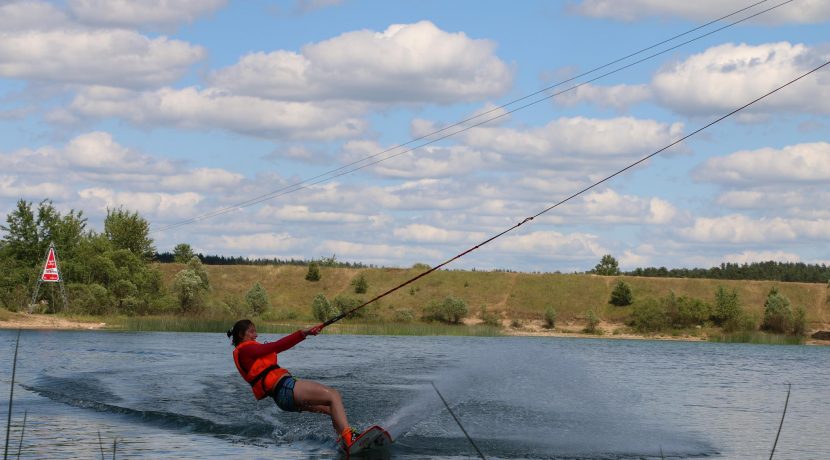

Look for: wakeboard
[339,425,393,458]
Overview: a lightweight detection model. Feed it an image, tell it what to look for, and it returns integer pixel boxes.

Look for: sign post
[29,242,68,313]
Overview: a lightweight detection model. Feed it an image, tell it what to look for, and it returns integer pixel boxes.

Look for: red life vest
[233,340,290,400]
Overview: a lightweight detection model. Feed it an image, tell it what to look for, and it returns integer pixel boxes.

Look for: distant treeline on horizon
[155,253,830,284]
[154,252,371,269]
[624,261,830,283]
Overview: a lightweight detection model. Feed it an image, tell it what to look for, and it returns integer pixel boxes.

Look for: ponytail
[228,319,253,347]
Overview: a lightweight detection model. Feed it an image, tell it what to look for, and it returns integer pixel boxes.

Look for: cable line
[153,0,788,233]
[321,58,830,327]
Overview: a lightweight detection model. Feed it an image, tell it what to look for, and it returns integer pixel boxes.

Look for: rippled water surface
[1,330,828,459]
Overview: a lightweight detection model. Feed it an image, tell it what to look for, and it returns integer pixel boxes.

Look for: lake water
[1,329,828,459]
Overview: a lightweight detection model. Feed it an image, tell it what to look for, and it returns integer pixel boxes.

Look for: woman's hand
[303,323,324,337]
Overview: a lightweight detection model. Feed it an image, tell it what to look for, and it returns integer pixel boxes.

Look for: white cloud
[652,42,830,117]
[292,0,343,14]
[78,187,203,218]
[554,83,652,110]
[492,231,607,260]
[207,232,300,252]
[342,141,501,179]
[678,214,830,243]
[722,250,801,264]
[0,1,69,31]
[256,204,369,224]
[695,142,830,185]
[0,131,175,178]
[572,0,830,24]
[0,175,71,199]
[314,239,442,263]
[393,224,486,244]
[209,21,512,104]
[68,0,227,27]
[159,168,245,192]
[463,116,684,166]
[63,86,368,140]
[0,28,204,89]
[575,189,679,224]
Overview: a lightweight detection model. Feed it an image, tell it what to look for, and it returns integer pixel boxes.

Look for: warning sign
[41,246,60,282]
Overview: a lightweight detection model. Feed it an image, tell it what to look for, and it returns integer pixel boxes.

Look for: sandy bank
[0,312,106,330]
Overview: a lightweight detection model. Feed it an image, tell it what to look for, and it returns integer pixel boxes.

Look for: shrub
[543,307,556,329]
[222,294,248,317]
[171,269,206,313]
[630,298,668,332]
[609,280,633,306]
[480,306,501,327]
[724,311,757,333]
[332,295,371,319]
[422,296,468,324]
[305,262,321,281]
[352,274,368,294]
[311,293,336,321]
[762,287,793,334]
[583,310,600,333]
[712,286,741,326]
[67,282,112,315]
[245,282,270,315]
[510,318,523,328]
[792,305,807,337]
[187,256,210,290]
[673,296,711,328]
[393,308,414,323]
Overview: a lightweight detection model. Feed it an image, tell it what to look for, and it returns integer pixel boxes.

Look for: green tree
[171,269,206,312]
[305,262,321,281]
[543,306,557,329]
[104,207,155,259]
[673,296,711,328]
[630,298,668,332]
[352,273,368,294]
[761,287,793,334]
[422,297,468,324]
[712,286,741,326]
[187,256,210,290]
[792,305,807,336]
[583,310,601,333]
[173,243,195,263]
[593,254,620,276]
[245,282,270,315]
[311,293,336,321]
[1,199,40,263]
[609,280,633,306]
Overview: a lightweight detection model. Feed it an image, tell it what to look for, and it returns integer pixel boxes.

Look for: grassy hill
[156,263,830,329]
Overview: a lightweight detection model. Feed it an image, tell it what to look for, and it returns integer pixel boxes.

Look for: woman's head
[227,319,255,346]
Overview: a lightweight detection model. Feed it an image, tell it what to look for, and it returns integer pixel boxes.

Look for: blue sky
[1,0,829,272]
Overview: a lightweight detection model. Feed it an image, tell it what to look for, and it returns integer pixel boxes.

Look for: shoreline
[1,312,828,345]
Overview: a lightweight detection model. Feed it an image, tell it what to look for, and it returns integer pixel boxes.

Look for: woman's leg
[292,379,349,435]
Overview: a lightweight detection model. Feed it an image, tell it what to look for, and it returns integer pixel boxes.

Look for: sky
[0,0,829,272]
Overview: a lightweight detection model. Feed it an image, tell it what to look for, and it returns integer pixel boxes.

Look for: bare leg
[293,380,349,435]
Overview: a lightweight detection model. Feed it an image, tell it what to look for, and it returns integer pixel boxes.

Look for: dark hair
[227,319,254,347]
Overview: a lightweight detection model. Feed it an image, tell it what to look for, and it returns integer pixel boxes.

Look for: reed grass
[117,315,502,337]
[709,331,805,345]
[324,322,502,337]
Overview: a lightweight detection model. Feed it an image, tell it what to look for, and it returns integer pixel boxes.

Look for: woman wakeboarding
[227,319,358,448]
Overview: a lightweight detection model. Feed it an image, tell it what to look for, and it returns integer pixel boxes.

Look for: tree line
[155,250,369,268]
[592,254,830,284]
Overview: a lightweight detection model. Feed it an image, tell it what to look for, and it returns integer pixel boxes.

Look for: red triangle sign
[41,247,60,282]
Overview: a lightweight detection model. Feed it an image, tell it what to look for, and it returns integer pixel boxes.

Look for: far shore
[2,312,828,346]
